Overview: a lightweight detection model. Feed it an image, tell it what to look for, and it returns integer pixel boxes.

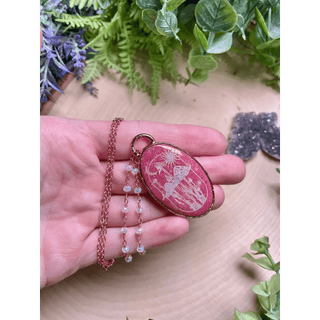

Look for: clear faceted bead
[125,165,133,171]
[131,168,139,175]
[123,185,131,192]
[125,255,132,263]
[136,207,143,214]
[135,227,143,234]
[139,250,146,255]
[137,245,144,253]
[120,227,128,234]
[122,206,129,213]
[134,187,142,194]
[122,246,130,253]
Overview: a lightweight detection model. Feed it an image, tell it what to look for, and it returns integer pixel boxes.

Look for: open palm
[40,116,246,288]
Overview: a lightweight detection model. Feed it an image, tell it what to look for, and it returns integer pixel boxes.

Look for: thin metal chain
[134,167,144,251]
[97,118,124,271]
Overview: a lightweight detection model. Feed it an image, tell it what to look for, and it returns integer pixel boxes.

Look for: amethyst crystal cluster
[40,0,100,107]
[227,112,280,160]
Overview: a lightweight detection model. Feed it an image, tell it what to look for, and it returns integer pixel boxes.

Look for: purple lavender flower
[40,0,100,108]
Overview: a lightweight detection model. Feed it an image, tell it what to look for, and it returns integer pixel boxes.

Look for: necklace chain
[97,118,124,271]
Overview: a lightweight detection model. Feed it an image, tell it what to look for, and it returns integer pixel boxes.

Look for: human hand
[40,116,246,288]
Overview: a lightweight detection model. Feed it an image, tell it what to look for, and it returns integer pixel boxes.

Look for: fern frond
[81,59,106,84]
[163,45,178,84]
[118,20,136,93]
[69,0,99,10]
[56,13,105,30]
[149,52,165,105]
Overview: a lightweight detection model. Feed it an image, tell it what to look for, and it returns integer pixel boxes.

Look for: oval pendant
[138,142,214,218]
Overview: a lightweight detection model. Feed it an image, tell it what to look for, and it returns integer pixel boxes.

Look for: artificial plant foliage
[41,0,280,106]
[234,236,280,320]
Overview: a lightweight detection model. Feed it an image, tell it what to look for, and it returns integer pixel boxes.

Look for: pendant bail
[131,133,155,158]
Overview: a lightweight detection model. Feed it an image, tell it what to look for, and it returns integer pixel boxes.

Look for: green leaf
[166,0,186,11]
[179,4,196,24]
[190,45,205,57]
[258,40,280,60]
[266,0,279,7]
[251,236,270,254]
[79,0,88,9]
[269,274,280,295]
[257,39,280,55]
[155,10,181,42]
[136,0,162,10]
[235,14,246,40]
[257,295,269,312]
[193,24,208,51]
[191,69,210,83]
[266,302,280,320]
[242,253,274,271]
[142,9,161,34]
[257,52,276,67]
[233,0,249,17]
[269,4,280,39]
[273,261,280,272]
[234,309,262,320]
[189,55,218,70]
[249,23,267,47]
[195,0,238,33]
[207,32,233,54]
[254,7,269,38]
[252,281,270,297]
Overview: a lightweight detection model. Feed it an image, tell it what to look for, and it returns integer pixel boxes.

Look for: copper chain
[97,118,124,271]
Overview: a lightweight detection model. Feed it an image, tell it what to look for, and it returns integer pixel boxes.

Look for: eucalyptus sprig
[235,236,280,320]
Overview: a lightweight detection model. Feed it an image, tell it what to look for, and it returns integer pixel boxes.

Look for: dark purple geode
[227,112,280,160]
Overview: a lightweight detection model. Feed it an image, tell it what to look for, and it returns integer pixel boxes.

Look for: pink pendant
[136,138,214,218]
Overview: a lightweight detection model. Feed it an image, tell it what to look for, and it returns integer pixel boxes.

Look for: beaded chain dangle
[121,155,146,263]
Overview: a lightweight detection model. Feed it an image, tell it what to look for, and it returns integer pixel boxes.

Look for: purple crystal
[227,112,280,160]
[257,113,280,159]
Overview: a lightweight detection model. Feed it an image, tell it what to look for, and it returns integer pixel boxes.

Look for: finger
[103,154,245,194]
[92,185,225,228]
[86,120,227,160]
[196,154,246,185]
[80,216,190,269]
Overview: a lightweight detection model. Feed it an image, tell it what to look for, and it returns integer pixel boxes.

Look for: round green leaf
[155,10,180,40]
[269,4,280,39]
[188,55,218,70]
[191,69,210,83]
[142,9,161,34]
[207,32,233,54]
[195,0,238,33]
[136,0,162,10]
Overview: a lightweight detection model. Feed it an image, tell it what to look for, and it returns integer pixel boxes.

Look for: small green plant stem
[185,68,197,86]
[265,252,279,274]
